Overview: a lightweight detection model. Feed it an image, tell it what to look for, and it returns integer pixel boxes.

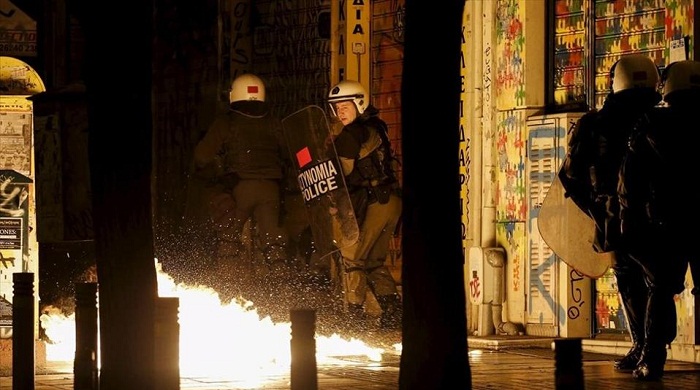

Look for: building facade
[460,0,698,363]
[231,0,699,361]
[2,0,697,364]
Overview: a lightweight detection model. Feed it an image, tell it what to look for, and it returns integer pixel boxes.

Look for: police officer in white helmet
[558,54,662,378]
[618,60,700,380]
[328,79,403,329]
[194,73,289,299]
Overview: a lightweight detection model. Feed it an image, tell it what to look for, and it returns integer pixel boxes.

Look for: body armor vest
[353,117,398,188]
[222,110,282,180]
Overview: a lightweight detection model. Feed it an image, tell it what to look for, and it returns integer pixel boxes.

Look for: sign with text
[0,0,37,57]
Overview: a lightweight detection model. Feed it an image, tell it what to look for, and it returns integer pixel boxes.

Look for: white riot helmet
[610,54,660,94]
[328,80,368,116]
[662,60,700,100]
[229,73,266,104]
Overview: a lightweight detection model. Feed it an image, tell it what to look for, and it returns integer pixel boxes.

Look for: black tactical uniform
[558,54,663,380]
[618,60,700,380]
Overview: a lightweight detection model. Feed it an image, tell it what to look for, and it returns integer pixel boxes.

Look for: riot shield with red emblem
[281,105,359,260]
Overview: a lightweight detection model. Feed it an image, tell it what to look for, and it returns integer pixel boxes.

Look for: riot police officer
[328,80,403,329]
[558,54,662,377]
[194,73,288,289]
[618,60,700,380]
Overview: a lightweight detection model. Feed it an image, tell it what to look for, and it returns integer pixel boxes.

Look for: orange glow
[40,260,399,384]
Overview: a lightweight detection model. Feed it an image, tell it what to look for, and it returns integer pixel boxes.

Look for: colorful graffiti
[554,0,696,108]
[496,110,527,222]
[554,0,586,104]
[495,0,526,106]
[498,221,523,293]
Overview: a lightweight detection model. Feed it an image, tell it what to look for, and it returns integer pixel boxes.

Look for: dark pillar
[290,308,317,390]
[154,297,180,390]
[12,272,35,390]
[553,337,584,390]
[74,282,99,390]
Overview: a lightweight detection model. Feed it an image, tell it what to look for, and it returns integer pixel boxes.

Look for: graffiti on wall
[496,110,526,222]
[593,3,666,98]
[0,176,26,218]
[566,268,586,320]
[499,221,522,293]
[250,0,332,118]
[495,0,525,107]
[496,110,527,294]
[553,0,695,108]
[483,44,492,113]
[459,2,471,253]
[553,0,586,105]
[230,0,253,82]
[390,0,404,43]
[469,269,481,303]
[664,0,694,56]
[0,172,27,270]
[530,255,588,327]
[527,247,557,320]
[459,133,471,258]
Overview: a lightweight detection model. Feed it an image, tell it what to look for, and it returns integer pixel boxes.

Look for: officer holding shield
[558,54,663,380]
[328,80,402,329]
[618,60,700,381]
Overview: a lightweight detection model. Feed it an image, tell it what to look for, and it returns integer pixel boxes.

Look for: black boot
[632,347,666,381]
[613,264,648,371]
[632,288,676,381]
[377,294,402,330]
[614,349,642,371]
[613,303,645,371]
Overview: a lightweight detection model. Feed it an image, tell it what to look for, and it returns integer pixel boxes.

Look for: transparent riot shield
[281,105,359,259]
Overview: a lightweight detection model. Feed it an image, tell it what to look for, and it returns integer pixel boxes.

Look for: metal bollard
[154,297,180,390]
[290,308,317,390]
[553,337,584,390]
[74,282,99,390]
[12,272,35,390]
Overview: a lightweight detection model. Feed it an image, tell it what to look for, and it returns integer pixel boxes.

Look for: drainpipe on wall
[486,248,520,335]
[465,0,489,336]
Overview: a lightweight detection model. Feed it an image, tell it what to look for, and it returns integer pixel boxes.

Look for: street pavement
[3,339,700,389]
[4,271,700,389]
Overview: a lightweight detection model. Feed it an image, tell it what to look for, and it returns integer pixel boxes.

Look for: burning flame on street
[40,261,399,384]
